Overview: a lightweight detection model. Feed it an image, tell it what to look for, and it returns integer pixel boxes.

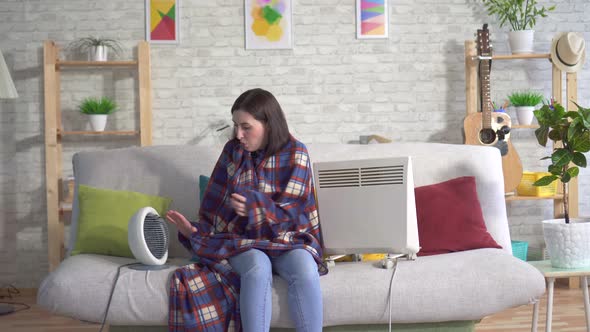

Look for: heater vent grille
[144,213,169,259]
[317,165,404,188]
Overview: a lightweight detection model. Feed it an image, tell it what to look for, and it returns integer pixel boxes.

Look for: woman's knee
[229,249,272,278]
[278,249,320,281]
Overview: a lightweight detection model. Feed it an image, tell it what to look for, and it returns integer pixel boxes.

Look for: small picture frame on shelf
[145,0,180,44]
[356,0,389,39]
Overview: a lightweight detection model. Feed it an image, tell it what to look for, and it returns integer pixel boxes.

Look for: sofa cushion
[37,249,544,327]
[415,176,501,256]
[71,185,172,257]
[199,175,209,203]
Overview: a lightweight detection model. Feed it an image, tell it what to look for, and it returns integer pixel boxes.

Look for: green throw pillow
[71,184,172,257]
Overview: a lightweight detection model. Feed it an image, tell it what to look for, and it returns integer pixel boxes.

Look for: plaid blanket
[169,136,327,331]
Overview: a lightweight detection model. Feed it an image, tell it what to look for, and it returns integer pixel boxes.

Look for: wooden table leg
[532,299,539,332]
[582,276,590,332]
[546,277,555,332]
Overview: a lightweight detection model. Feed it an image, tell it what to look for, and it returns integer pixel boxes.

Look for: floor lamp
[0,48,18,315]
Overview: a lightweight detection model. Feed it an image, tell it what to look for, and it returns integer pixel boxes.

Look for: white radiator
[313,157,419,257]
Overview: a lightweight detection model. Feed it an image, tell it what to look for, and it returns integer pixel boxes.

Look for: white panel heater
[313,157,419,257]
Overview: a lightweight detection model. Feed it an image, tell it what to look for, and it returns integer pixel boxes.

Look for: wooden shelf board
[59,202,72,213]
[505,194,564,201]
[58,130,139,136]
[512,124,540,129]
[492,53,551,60]
[57,60,138,68]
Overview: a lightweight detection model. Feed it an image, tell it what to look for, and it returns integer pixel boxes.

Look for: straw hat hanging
[550,32,586,73]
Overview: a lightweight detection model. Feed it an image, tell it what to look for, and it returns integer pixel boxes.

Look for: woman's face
[232,110,267,152]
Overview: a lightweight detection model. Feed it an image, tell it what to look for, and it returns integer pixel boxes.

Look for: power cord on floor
[0,301,30,315]
[0,284,31,316]
[0,284,20,299]
[99,262,140,332]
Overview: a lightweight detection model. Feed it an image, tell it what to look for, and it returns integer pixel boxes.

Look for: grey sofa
[38,142,545,331]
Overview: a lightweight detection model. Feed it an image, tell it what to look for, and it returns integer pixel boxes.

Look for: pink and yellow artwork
[245,0,292,49]
[356,0,389,39]
[146,0,179,43]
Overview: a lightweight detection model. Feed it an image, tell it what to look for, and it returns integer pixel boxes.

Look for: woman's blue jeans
[228,248,323,332]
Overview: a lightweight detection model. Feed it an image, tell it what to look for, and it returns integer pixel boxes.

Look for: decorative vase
[543,218,590,268]
[88,114,108,131]
[515,106,535,125]
[88,46,108,61]
[508,30,535,54]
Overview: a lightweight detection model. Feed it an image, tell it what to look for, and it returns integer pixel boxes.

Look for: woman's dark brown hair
[231,88,290,155]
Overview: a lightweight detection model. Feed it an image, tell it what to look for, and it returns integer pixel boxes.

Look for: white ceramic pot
[508,30,535,54]
[543,218,590,268]
[515,106,535,125]
[89,114,108,131]
[88,46,108,61]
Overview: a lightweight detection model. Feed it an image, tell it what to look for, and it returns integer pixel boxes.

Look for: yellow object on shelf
[517,172,558,197]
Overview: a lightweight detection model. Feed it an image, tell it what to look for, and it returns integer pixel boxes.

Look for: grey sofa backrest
[69,142,511,259]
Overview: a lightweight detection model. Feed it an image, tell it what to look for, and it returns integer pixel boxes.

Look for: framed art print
[245,0,292,50]
[356,0,388,39]
[146,0,180,43]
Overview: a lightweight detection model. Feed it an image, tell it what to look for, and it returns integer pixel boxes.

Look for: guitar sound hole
[479,128,496,145]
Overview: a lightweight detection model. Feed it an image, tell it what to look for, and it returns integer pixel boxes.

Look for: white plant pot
[508,30,535,54]
[515,106,535,125]
[543,218,590,268]
[88,46,108,62]
[89,114,108,131]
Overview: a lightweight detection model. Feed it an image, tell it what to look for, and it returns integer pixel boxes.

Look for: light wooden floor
[0,286,588,331]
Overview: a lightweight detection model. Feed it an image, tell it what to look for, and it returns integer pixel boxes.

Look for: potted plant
[507,90,544,125]
[79,97,118,131]
[533,100,590,268]
[67,36,123,61]
[481,0,555,54]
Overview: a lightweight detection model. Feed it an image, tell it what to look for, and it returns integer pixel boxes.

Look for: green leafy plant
[481,0,556,31]
[533,101,590,223]
[67,36,123,55]
[79,97,118,115]
[507,90,544,107]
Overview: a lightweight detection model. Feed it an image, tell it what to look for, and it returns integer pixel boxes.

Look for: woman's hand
[165,210,197,238]
[230,193,248,217]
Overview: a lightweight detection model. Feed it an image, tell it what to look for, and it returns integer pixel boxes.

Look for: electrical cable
[386,257,399,332]
[0,284,20,299]
[0,284,30,315]
[0,302,30,314]
[99,262,140,332]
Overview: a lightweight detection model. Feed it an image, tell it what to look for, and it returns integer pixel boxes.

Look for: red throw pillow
[415,176,502,256]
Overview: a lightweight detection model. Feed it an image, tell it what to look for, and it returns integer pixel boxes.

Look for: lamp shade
[0,49,18,99]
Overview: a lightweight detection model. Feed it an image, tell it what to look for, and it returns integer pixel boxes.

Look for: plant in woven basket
[79,97,118,115]
[533,100,590,223]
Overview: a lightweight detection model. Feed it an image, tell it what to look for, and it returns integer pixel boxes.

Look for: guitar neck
[480,59,492,129]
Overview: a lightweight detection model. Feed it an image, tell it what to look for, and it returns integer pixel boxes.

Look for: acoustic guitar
[464,24,523,193]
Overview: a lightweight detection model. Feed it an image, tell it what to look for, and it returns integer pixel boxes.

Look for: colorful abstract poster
[245,0,292,49]
[356,0,389,39]
[146,0,179,43]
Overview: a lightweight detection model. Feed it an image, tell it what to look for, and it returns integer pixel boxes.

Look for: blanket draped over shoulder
[169,136,327,332]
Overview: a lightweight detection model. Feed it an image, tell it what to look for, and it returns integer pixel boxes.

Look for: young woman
[166,88,326,332]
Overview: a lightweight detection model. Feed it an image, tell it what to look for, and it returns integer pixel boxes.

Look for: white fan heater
[313,156,419,259]
[128,207,170,270]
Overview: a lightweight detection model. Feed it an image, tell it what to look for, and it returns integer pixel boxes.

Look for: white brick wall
[0,0,589,287]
